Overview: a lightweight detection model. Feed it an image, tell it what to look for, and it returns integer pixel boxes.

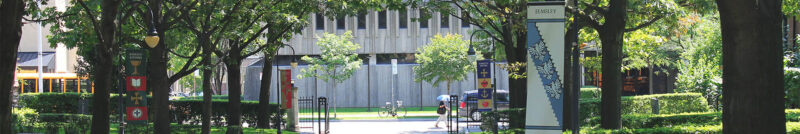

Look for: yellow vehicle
[16,71,93,93]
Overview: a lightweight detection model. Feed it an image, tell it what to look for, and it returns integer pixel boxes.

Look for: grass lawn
[299,106,441,115]
[300,115,441,120]
[108,123,298,134]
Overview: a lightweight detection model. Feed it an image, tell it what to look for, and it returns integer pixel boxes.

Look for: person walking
[434,101,449,128]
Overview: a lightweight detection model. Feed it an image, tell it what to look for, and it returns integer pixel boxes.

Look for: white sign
[526,2,566,134]
[391,59,398,74]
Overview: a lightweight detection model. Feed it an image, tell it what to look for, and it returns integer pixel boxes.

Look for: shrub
[786,67,800,108]
[582,109,800,129]
[38,113,92,133]
[580,88,601,99]
[18,93,283,127]
[18,93,151,114]
[577,122,800,134]
[579,93,710,122]
[11,108,39,133]
[583,112,720,128]
[170,99,283,127]
[179,95,233,100]
[481,108,525,131]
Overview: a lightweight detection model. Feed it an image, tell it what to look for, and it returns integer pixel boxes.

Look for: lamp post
[469,29,499,134]
[276,44,297,134]
[118,1,159,134]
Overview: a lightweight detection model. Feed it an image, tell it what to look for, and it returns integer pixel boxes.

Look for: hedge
[179,95,234,100]
[18,92,152,114]
[18,93,283,127]
[12,110,92,134]
[579,93,710,121]
[582,109,800,129]
[786,67,800,108]
[481,108,525,131]
[575,122,800,134]
[580,88,601,99]
[172,99,283,127]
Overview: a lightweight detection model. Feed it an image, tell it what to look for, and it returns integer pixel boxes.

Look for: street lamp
[276,44,296,134]
[145,26,159,48]
[118,1,159,134]
[468,29,499,134]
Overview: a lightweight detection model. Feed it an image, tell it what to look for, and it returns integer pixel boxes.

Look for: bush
[580,88,601,99]
[579,93,710,122]
[481,108,525,131]
[12,108,39,133]
[786,67,800,108]
[12,108,92,134]
[18,93,151,114]
[582,109,800,129]
[19,93,283,127]
[576,122,800,134]
[171,99,283,127]
[583,112,720,128]
[38,113,92,133]
[179,95,233,100]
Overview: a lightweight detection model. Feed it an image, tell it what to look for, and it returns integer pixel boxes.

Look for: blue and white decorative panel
[525,2,566,134]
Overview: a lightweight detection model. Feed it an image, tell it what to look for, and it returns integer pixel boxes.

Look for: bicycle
[378,100,407,117]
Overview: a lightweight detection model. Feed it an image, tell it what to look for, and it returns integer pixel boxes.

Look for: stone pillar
[287,86,299,131]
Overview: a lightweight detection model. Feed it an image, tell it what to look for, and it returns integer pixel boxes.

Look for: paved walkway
[296,119,486,134]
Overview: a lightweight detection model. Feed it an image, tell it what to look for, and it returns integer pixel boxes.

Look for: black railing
[318,97,329,134]
[447,95,459,134]
[297,96,316,131]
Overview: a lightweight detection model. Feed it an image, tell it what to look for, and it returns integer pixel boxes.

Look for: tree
[0,0,25,133]
[408,0,530,113]
[717,0,785,133]
[567,0,685,128]
[413,34,477,95]
[43,0,201,132]
[298,31,363,118]
[674,16,723,110]
[622,28,680,94]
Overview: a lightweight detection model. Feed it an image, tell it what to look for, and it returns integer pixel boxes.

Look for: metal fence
[297,96,317,131]
[318,97,330,134]
[296,96,329,134]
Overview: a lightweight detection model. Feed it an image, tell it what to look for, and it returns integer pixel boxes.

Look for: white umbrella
[437,95,453,102]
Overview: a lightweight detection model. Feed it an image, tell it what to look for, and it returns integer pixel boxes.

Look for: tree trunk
[202,64,212,134]
[599,0,627,129]
[648,65,654,94]
[91,0,122,133]
[0,0,25,133]
[257,55,274,128]
[145,0,173,132]
[226,47,243,133]
[447,80,451,95]
[201,37,213,134]
[718,0,785,133]
[214,64,225,95]
[92,46,113,134]
[563,17,582,131]
[150,34,171,134]
[504,17,530,129]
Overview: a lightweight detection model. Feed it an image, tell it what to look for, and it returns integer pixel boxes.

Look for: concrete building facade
[242,9,513,107]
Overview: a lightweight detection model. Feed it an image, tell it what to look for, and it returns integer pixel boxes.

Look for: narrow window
[441,13,449,28]
[419,11,429,28]
[316,14,324,30]
[358,12,367,29]
[399,10,408,29]
[379,10,387,29]
[337,16,345,30]
[461,11,470,27]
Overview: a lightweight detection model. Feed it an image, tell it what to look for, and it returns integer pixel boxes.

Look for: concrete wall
[243,64,509,108]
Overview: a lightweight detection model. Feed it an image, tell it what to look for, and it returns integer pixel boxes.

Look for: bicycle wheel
[378,107,389,117]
